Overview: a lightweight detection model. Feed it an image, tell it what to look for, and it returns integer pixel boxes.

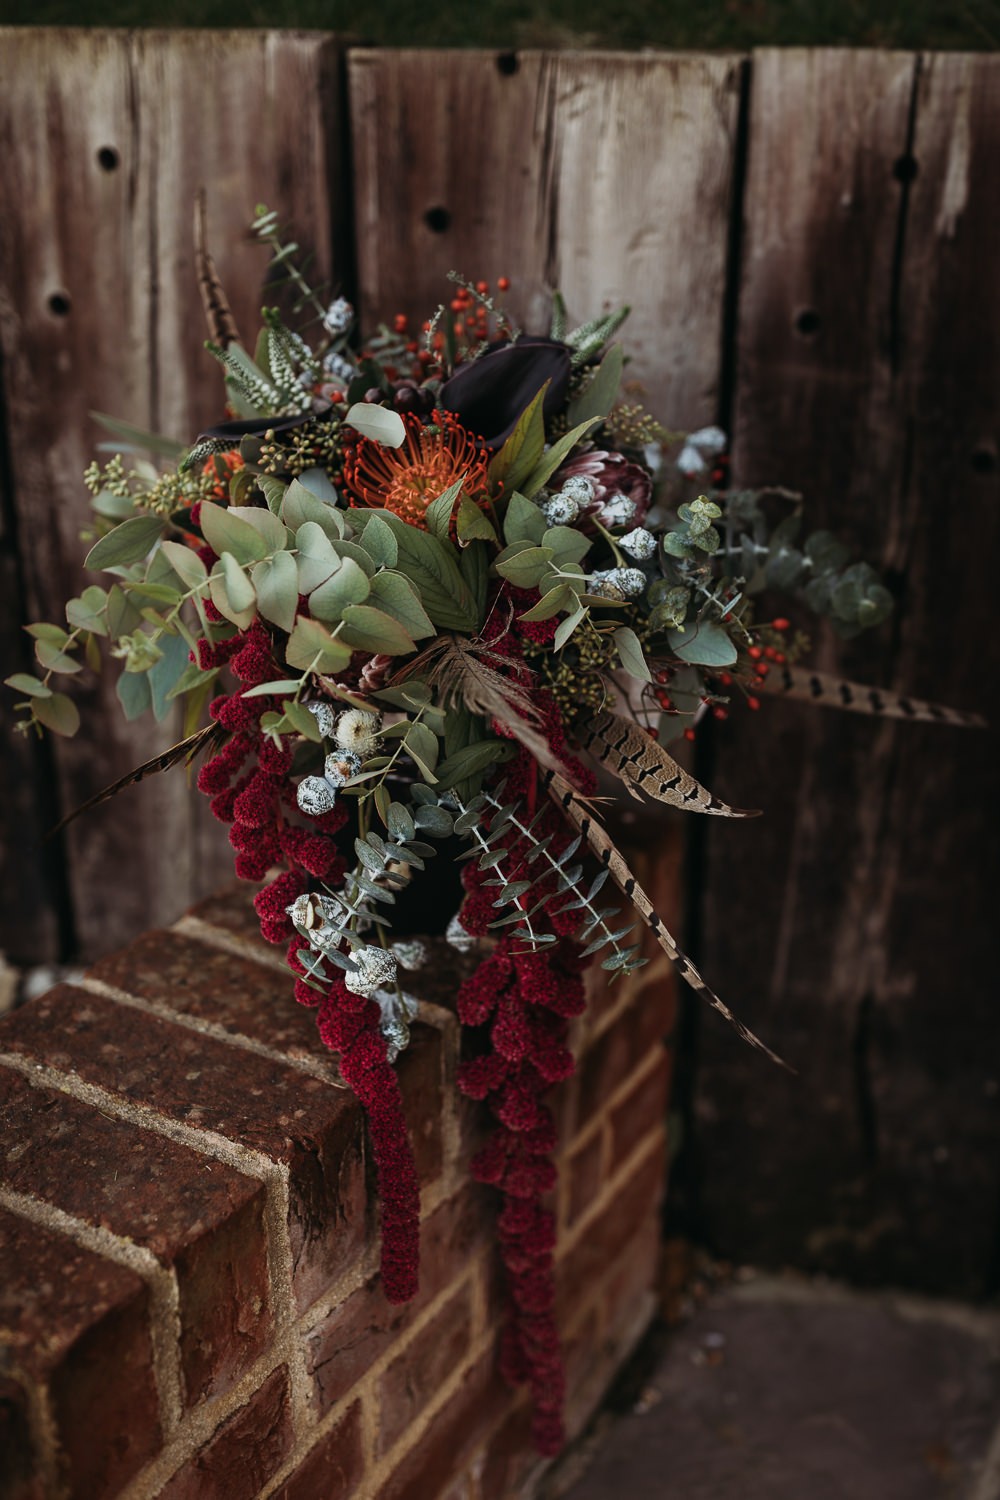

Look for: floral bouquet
[7,206,981,1454]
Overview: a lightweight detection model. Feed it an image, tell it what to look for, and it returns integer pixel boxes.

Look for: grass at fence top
[2,0,999,47]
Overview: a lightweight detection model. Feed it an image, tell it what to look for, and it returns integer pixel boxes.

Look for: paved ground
[548,1274,1000,1500]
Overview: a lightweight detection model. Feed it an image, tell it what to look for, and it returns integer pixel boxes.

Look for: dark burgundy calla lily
[439,336,572,449]
[196,409,326,444]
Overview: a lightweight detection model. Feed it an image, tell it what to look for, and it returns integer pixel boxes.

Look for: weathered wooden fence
[0,33,996,1294]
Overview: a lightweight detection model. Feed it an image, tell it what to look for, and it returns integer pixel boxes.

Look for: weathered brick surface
[379,1345,507,1500]
[0,1207,159,1498]
[397,1022,443,1188]
[0,985,367,1311]
[156,1365,293,1500]
[0,1068,271,1406]
[602,1215,661,1348]
[608,1050,672,1174]
[556,1133,668,1323]
[564,1125,606,1228]
[271,1400,364,1500]
[377,1284,473,1456]
[0,876,671,1500]
[477,1401,535,1500]
[90,928,331,1065]
[307,1183,493,1414]
[577,980,674,1123]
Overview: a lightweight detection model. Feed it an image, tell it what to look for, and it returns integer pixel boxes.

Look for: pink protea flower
[554,449,652,527]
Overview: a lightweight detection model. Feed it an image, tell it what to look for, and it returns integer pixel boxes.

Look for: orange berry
[498,276,511,291]
[747,695,761,711]
[748,645,763,660]
[712,706,728,721]
[683,727,697,742]
[393,313,407,332]
[476,279,489,293]
[772,617,790,631]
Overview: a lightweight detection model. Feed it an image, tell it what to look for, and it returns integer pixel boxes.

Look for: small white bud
[596,493,636,527]
[323,750,363,787]
[307,700,336,739]
[560,475,597,504]
[323,350,355,382]
[676,443,707,477]
[688,425,727,455]
[344,946,398,997]
[446,913,475,953]
[296,775,339,817]
[540,493,580,526]
[619,527,656,561]
[613,568,647,597]
[391,939,428,970]
[322,297,354,336]
[587,570,627,601]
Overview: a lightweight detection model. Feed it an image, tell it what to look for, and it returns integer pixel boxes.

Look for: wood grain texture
[0,29,346,959]
[694,49,1000,1293]
[349,49,742,425]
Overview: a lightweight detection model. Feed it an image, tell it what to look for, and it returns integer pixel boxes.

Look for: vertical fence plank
[695,49,1000,1292]
[349,49,742,425]
[0,29,346,960]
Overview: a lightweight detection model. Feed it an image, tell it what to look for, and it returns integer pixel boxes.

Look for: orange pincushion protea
[344,410,489,529]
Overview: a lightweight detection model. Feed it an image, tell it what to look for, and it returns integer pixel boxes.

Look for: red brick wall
[0,879,675,1499]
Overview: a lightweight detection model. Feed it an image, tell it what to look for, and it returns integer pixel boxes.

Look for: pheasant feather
[759,665,986,728]
[579,710,760,817]
[544,768,791,1070]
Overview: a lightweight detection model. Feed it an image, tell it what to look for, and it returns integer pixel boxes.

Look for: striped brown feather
[193,189,241,348]
[759,665,987,728]
[579,710,759,818]
[47,722,227,837]
[544,769,791,1071]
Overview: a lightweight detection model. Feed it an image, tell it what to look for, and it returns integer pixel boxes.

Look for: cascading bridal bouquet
[8,206,981,1455]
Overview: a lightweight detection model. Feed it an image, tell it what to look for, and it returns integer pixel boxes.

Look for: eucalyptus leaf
[159,540,208,590]
[253,550,299,633]
[666,619,737,667]
[33,691,82,736]
[5,673,52,698]
[85,515,164,571]
[116,669,152,722]
[358,513,398,568]
[309,556,371,621]
[285,616,353,673]
[281,481,346,540]
[296,466,339,502]
[148,632,191,722]
[199,503,268,566]
[294,522,341,593]
[226,505,288,552]
[503,492,547,546]
[339,604,416,656]
[494,545,554,589]
[368,570,435,639]
[613,625,652,683]
[455,497,498,545]
[344,402,406,448]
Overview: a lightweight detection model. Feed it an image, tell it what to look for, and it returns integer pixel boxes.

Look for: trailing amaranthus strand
[454,739,596,1455]
[194,621,418,1302]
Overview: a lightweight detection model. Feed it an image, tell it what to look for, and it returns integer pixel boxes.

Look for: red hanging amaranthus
[193,614,420,1304]
[453,730,597,1455]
